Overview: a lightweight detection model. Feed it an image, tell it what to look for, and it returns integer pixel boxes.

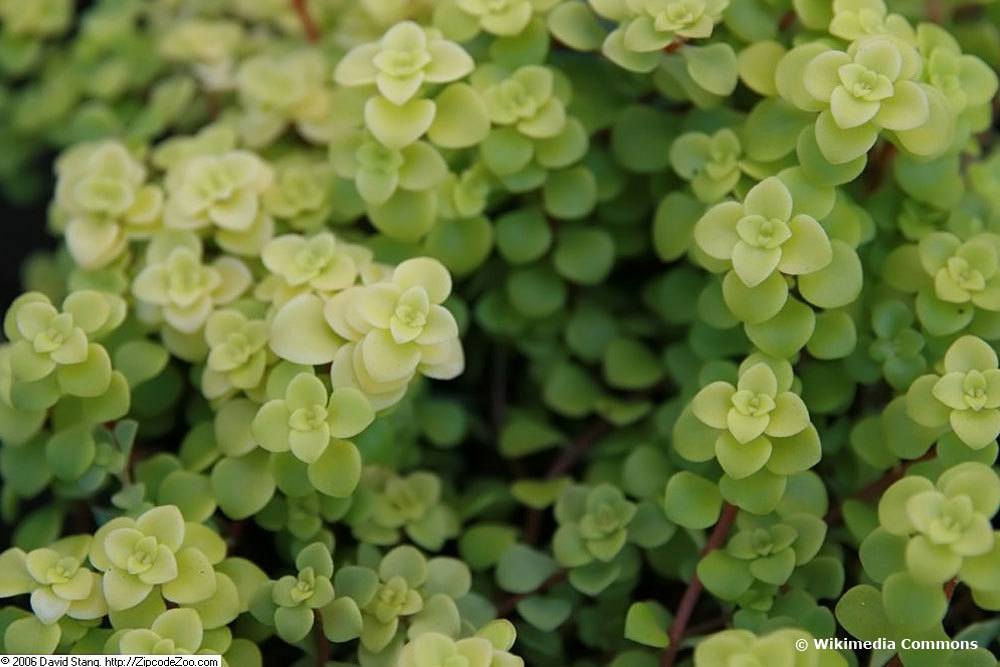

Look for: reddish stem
[660,502,739,667]
[314,610,330,666]
[825,450,936,524]
[523,420,611,545]
[546,421,612,479]
[292,0,320,42]
[925,0,945,23]
[864,142,897,194]
[944,577,958,600]
[664,38,687,53]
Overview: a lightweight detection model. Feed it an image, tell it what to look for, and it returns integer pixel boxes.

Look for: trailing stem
[660,502,739,667]
[314,610,330,666]
[291,0,320,42]
[523,420,612,545]
[825,450,936,524]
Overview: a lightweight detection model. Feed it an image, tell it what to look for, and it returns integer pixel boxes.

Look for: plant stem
[661,502,739,667]
[523,420,611,545]
[314,610,330,666]
[684,613,732,637]
[292,0,320,42]
[825,450,936,524]
[664,38,687,53]
[926,0,945,23]
[864,142,897,194]
[547,420,612,479]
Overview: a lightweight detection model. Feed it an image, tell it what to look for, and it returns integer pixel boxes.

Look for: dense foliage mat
[0,0,999,666]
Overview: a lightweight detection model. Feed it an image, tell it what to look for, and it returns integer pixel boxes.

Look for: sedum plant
[0,536,105,625]
[0,0,997,666]
[907,335,1000,449]
[874,462,999,586]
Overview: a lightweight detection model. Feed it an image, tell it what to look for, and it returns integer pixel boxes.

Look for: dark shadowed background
[1,197,54,306]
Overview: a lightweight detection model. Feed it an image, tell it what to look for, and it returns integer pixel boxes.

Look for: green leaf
[611,105,676,173]
[517,595,573,632]
[544,167,597,220]
[1,433,52,498]
[628,500,676,549]
[490,17,549,68]
[835,585,894,642]
[368,188,437,242]
[653,192,704,262]
[428,83,490,149]
[334,566,379,606]
[744,297,816,358]
[114,420,139,458]
[57,343,112,397]
[744,99,812,162]
[162,547,216,604]
[74,371,131,424]
[269,294,341,365]
[114,340,170,387]
[859,528,908,583]
[4,616,60,654]
[543,361,602,417]
[45,424,96,480]
[500,415,564,458]
[603,337,663,390]
[496,544,557,594]
[697,550,754,600]
[511,478,570,509]
[409,593,461,638]
[806,310,856,360]
[321,597,363,642]
[495,207,552,265]
[568,558,620,595]
[188,572,240,629]
[723,270,789,325]
[749,548,795,585]
[664,472,722,529]
[547,2,605,50]
[459,524,518,571]
[508,265,567,319]
[424,217,494,278]
[720,468,787,514]
[554,228,615,285]
[798,241,863,309]
[683,44,739,96]
[624,601,671,648]
[307,439,362,497]
[0,398,45,445]
[954,619,1000,650]
[274,604,314,643]
[796,124,867,186]
[158,470,216,522]
[211,450,276,519]
[882,571,947,632]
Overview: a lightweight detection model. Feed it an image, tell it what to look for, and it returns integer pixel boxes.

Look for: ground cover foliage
[0,0,999,666]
